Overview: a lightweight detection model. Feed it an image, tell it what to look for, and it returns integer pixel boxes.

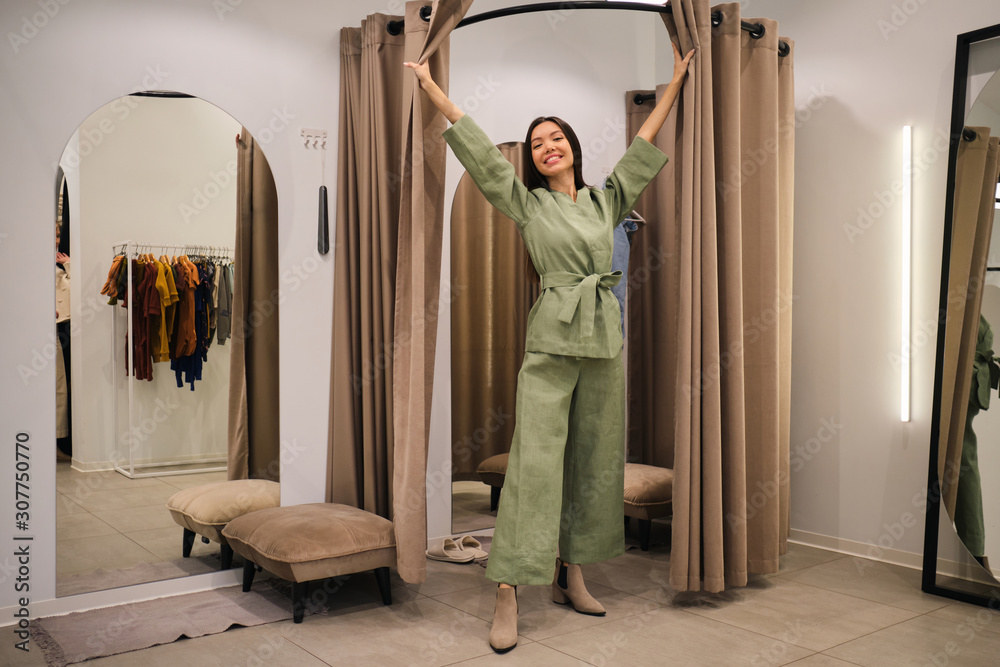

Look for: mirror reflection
[940,63,1000,579]
[450,140,534,535]
[55,93,278,596]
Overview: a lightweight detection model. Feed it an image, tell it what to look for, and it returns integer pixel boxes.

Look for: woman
[405,42,693,654]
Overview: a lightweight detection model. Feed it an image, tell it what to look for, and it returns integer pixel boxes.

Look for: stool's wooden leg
[490,486,501,512]
[182,529,195,558]
[220,544,233,570]
[292,582,308,623]
[639,519,651,551]
[374,567,392,605]
[242,559,256,592]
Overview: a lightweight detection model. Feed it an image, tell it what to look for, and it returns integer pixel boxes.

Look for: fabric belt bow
[540,270,622,337]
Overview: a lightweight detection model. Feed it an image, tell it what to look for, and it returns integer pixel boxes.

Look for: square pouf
[166,479,280,569]
[222,503,396,623]
[623,463,673,551]
[476,453,509,511]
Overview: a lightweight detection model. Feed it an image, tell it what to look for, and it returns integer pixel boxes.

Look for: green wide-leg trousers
[485,350,626,585]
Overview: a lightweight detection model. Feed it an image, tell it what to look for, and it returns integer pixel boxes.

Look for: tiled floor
[18,528,1000,666]
[56,460,228,594]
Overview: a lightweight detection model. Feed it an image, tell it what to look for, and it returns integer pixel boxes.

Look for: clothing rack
[112,240,234,260]
[387,1,790,57]
[111,240,234,479]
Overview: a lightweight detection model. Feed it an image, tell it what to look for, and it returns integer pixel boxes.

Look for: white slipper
[426,537,475,563]
[455,535,488,560]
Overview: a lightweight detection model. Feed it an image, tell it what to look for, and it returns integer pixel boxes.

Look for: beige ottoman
[476,453,509,511]
[222,503,396,623]
[166,479,280,569]
[623,463,674,551]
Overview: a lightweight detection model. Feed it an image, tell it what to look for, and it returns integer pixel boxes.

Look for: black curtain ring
[778,41,790,57]
[711,10,722,27]
[387,20,403,35]
[420,5,432,21]
[963,128,979,142]
[749,22,765,39]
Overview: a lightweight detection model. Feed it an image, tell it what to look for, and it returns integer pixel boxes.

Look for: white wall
[743,0,1000,567]
[67,96,240,471]
[3,0,1000,620]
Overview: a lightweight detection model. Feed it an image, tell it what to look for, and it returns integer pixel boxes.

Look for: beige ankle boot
[552,558,606,616]
[489,585,518,653]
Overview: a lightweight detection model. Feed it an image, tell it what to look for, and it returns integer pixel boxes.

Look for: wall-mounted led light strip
[902,125,912,423]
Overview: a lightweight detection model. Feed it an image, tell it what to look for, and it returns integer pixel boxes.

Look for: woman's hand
[404,60,465,124]
[634,43,695,143]
[403,60,434,90]
[672,42,695,83]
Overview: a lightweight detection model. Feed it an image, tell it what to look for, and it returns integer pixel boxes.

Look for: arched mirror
[55,93,279,597]
[450,141,536,534]
[925,23,1000,605]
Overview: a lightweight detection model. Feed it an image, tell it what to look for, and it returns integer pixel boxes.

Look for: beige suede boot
[489,585,518,653]
[552,558,606,616]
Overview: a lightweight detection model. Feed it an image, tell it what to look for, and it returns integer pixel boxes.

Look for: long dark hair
[522,116,589,191]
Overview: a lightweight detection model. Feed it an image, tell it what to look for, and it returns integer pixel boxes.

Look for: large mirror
[925,23,1000,604]
[55,93,278,597]
[449,141,535,534]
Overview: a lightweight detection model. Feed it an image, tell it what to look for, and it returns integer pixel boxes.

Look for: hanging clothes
[102,254,125,304]
[217,262,233,344]
[105,245,234,386]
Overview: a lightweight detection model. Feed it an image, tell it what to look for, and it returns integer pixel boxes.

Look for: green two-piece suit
[444,115,668,584]
[956,314,1000,558]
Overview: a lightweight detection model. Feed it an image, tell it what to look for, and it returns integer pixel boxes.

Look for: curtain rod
[387,2,790,57]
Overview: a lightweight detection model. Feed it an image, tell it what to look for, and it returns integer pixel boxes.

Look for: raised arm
[635,42,695,144]
[404,60,464,124]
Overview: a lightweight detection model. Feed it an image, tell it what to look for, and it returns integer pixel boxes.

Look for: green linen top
[443,114,669,358]
[972,314,1000,411]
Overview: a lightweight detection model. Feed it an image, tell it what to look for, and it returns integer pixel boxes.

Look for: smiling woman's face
[530,120,574,182]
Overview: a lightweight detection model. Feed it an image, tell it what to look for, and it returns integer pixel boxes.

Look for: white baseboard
[0,569,243,628]
[788,528,996,582]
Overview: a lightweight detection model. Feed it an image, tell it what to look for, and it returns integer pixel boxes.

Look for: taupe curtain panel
[624,0,794,593]
[451,142,538,479]
[939,128,1000,516]
[228,128,280,482]
[331,0,473,584]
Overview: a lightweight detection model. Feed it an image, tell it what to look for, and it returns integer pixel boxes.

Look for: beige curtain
[940,128,1000,515]
[331,0,472,585]
[451,142,537,479]
[329,15,406,518]
[393,0,474,584]
[624,0,793,592]
[228,128,280,482]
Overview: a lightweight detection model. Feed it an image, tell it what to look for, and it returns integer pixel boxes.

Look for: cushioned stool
[166,479,280,569]
[623,463,674,551]
[222,503,396,623]
[476,453,509,511]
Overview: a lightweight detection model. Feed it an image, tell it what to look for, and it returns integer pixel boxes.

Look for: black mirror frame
[923,21,1000,608]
